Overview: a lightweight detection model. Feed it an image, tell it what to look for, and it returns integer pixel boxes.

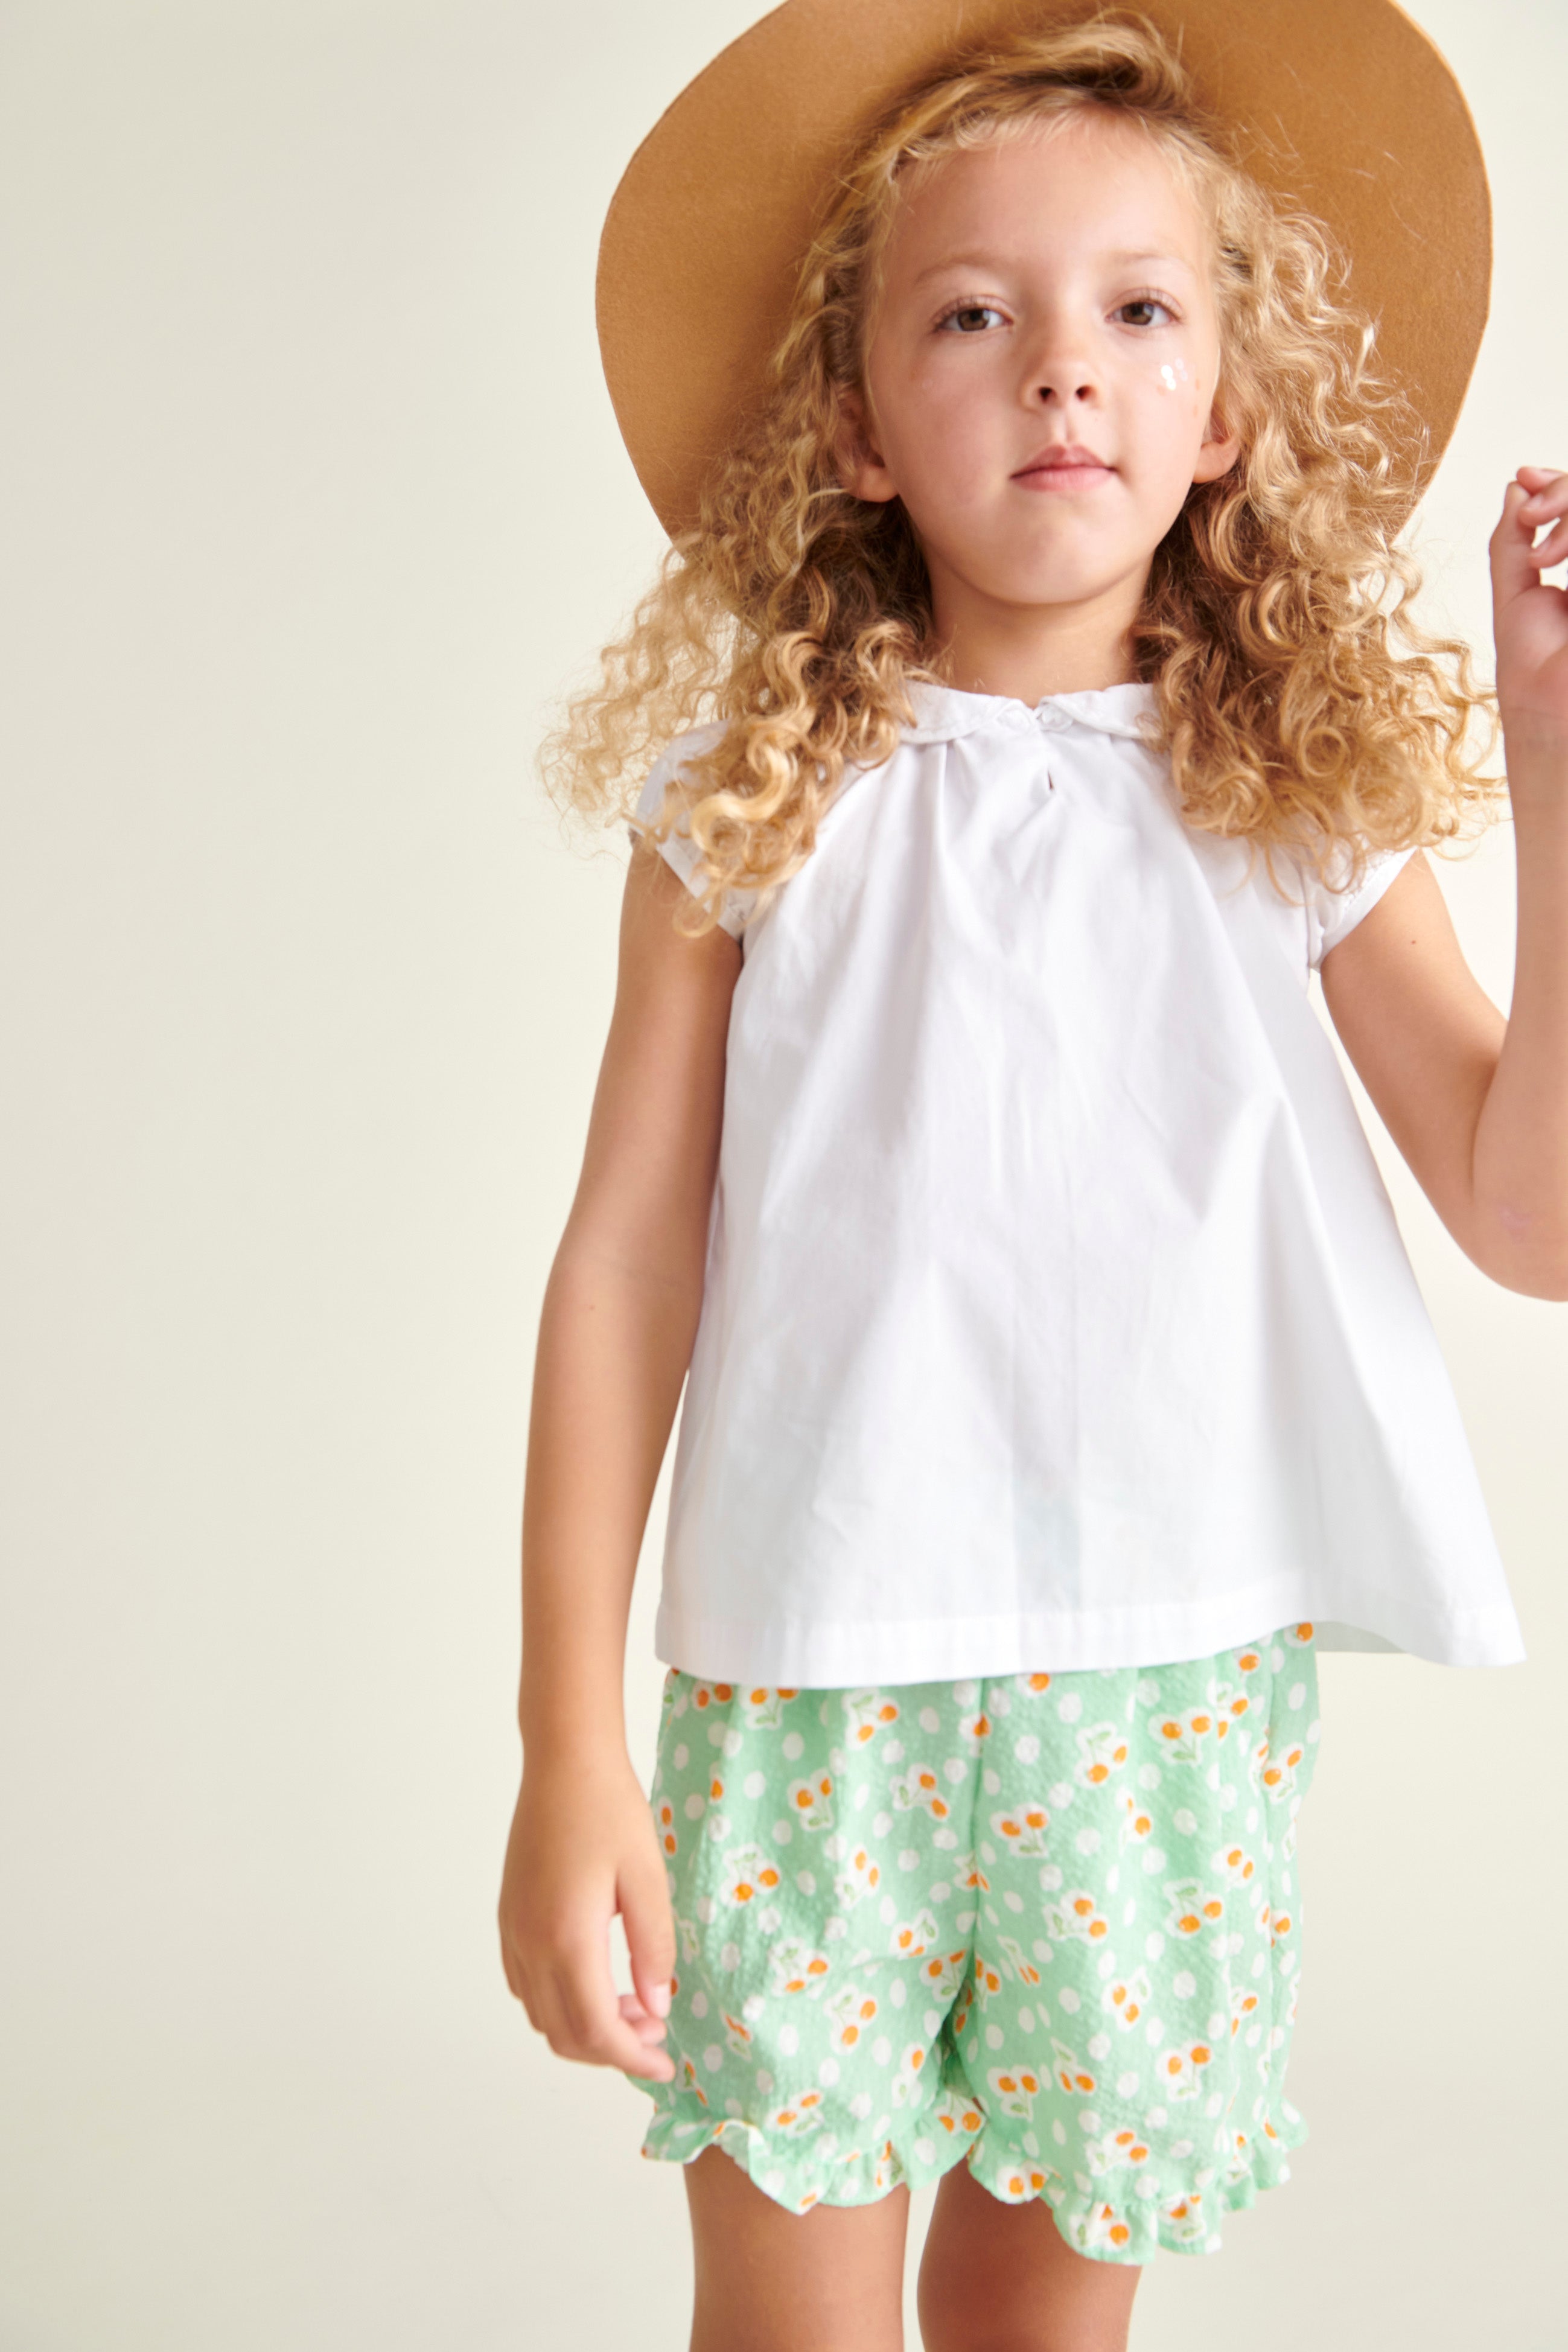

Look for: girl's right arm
[497,839,741,2082]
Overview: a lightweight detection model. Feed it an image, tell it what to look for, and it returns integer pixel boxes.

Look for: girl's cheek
[904,403,990,491]
[1145,352,1211,444]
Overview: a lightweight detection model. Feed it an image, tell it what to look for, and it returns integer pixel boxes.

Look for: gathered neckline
[902,678,1159,745]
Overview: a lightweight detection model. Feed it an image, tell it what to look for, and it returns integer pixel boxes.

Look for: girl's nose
[1020,322,1104,409]
[1021,346,1101,408]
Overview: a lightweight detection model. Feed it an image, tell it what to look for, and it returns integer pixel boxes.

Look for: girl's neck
[926,562,1148,703]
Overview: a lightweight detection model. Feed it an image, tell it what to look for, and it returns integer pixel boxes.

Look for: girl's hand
[1490,465,1568,747]
[499,1751,678,2083]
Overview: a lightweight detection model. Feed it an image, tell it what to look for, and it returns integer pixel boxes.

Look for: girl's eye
[1116,295,1176,328]
[936,303,1008,334]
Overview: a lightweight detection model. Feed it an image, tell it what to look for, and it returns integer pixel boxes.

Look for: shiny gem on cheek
[1158,359,1191,394]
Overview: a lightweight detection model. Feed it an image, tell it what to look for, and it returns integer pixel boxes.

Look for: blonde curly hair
[541,9,1505,937]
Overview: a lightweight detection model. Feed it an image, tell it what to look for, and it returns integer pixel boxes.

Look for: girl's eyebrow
[910,246,1199,287]
[1103,249,1198,274]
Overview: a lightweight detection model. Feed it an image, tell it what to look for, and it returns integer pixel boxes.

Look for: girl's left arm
[1320,466,1568,1304]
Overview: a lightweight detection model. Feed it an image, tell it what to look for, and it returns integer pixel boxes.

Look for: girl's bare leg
[916,2159,1142,2352]
[684,2142,911,2352]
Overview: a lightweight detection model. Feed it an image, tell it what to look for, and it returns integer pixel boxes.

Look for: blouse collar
[902,678,1159,745]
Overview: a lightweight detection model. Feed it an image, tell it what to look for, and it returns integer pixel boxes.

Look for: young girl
[500,7,1564,2345]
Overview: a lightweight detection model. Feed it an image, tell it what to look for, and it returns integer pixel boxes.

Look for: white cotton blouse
[628,680,1525,1686]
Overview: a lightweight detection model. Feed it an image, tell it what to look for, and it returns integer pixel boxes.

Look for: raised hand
[1490,465,1568,745]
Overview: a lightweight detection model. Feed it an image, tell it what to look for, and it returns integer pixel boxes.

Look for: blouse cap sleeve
[626,726,751,940]
[1305,841,1417,970]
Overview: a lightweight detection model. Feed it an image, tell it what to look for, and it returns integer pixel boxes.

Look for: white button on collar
[1034,704,1071,733]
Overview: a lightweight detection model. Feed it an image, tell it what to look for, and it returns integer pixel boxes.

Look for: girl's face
[841,110,1241,677]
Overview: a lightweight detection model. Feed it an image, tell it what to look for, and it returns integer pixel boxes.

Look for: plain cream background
[1,2,1563,2346]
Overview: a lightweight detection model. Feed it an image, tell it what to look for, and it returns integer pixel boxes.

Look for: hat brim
[596,0,1490,538]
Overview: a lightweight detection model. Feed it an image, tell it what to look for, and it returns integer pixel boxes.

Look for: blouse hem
[653,1593,1526,1685]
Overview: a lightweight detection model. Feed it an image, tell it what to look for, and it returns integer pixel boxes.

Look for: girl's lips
[1012,462,1115,491]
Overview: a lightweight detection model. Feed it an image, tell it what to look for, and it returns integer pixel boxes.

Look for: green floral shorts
[630,1625,1320,2263]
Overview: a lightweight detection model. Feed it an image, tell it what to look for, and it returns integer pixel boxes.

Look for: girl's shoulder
[1246,832,1418,974]
[635,720,731,802]
[625,721,751,940]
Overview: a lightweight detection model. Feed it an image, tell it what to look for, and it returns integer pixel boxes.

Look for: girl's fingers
[543,1933,675,2079]
[1516,468,1568,527]
[617,1847,679,2032]
[619,1991,671,2042]
[1492,480,1546,603]
[1491,474,1568,597]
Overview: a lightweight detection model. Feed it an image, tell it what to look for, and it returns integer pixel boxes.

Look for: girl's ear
[835,384,899,505]
[1192,398,1243,487]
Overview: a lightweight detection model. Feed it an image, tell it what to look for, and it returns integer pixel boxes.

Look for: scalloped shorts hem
[637,2094,1307,2261]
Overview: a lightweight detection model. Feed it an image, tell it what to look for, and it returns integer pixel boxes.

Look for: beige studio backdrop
[1,2,1564,2347]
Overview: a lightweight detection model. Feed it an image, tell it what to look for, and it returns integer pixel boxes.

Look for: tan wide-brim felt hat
[596,0,1490,538]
